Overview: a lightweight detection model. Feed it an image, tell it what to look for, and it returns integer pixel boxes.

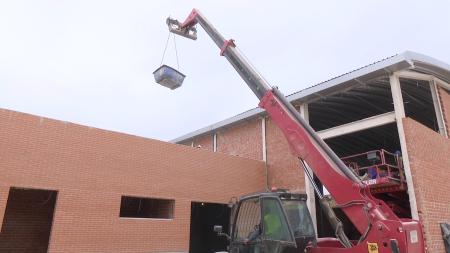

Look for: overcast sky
[1,1,449,141]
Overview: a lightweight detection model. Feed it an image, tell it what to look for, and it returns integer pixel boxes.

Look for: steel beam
[390,73,419,220]
[317,111,396,140]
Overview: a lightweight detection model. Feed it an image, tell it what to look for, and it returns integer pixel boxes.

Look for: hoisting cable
[159,29,181,70]
[173,33,180,70]
[159,31,171,66]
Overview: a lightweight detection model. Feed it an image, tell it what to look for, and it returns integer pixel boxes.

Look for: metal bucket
[153,65,185,90]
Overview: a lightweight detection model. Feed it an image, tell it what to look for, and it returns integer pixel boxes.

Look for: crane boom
[168,8,425,253]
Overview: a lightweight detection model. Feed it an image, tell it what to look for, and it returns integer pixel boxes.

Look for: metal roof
[171,51,450,143]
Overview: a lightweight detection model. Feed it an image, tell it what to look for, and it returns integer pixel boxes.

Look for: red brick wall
[403,118,450,253]
[437,86,450,134]
[0,109,265,253]
[0,186,7,231]
[217,118,262,160]
[265,118,305,191]
[189,117,306,191]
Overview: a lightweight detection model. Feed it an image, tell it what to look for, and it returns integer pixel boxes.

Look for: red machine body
[169,8,426,253]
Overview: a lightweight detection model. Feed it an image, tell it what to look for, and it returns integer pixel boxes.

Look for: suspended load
[153,64,185,90]
[153,17,192,90]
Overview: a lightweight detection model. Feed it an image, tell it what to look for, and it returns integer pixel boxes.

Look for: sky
[1,1,449,141]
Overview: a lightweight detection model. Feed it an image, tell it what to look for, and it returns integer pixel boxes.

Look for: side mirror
[213,225,231,240]
[214,225,223,233]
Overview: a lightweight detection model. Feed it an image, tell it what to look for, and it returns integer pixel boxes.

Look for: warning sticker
[367,242,379,253]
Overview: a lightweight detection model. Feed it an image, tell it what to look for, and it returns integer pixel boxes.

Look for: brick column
[0,184,10,230]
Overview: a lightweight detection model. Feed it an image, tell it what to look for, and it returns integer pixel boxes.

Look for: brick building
[0,109,266,252]
[0,51,449,253]
[174,51,450,252]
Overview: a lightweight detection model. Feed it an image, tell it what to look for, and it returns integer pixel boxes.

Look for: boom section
[171,8,405,234]
[180,9,270,99]
[178,9,361,184]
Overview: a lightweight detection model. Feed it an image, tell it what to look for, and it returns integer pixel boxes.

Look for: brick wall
[437,85,450,134]
[184,117,306,191]
[265,118,305,191]
[403,118,450,253]
[216,118,262,160]
[0,186,7,231]
[0,109,265,253]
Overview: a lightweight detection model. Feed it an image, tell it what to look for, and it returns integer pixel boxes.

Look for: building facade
[0,51,449,252]
[174,51,450,252]
[0,109,266,252]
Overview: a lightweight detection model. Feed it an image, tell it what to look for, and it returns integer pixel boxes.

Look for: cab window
[261,198,294,242]
[282,200,315,237]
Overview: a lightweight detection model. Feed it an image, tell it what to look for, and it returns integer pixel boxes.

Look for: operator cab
[214,191,316,253]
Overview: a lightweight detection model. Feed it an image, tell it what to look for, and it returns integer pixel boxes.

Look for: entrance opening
[0,187,57,253]
[314,123,411,240]
[189,202,230,253]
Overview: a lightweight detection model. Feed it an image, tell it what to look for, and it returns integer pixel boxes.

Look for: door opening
[189,202,230,253]
[0,187,57,253]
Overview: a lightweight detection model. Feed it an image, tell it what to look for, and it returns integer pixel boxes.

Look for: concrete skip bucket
[153,64,186,90]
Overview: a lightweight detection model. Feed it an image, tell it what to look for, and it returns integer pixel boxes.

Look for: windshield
[281,200,315,237]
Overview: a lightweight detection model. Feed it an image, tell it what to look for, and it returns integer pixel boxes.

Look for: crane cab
[215,191,316,253]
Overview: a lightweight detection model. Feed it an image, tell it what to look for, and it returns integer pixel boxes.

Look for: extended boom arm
[168,9,425,253]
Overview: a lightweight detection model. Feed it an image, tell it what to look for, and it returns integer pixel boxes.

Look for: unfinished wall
[192,134,214,151]
[403,118,450,253]
[191,117,305,191]
[265,117,305,191]
[0,109,265,253]
[437,85,450,134]
[216,118,262,160]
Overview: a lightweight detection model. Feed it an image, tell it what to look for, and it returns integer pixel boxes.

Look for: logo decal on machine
[367,242,379,253]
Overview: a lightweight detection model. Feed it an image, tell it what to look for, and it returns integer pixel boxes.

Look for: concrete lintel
[317,111,396,140]
[390,73,419,220]
[395,70,433,81]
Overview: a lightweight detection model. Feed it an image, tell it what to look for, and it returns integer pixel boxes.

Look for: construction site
[1,6,450,253]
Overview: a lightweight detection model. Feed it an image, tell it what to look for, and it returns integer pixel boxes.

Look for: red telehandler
[163,9,426,253]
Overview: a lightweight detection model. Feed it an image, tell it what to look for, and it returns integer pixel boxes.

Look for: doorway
[0,187,57,252]
[189,202,230,253]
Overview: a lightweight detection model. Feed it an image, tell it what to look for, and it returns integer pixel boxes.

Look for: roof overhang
[171,51,450,143]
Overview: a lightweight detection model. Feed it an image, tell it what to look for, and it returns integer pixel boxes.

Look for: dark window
[120,196,174,219]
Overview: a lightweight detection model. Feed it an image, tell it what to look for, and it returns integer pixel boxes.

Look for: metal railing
[341,149,405,188]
